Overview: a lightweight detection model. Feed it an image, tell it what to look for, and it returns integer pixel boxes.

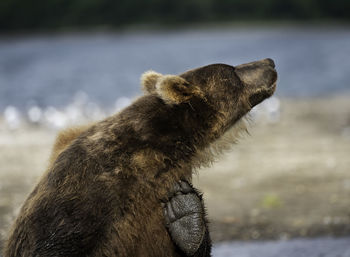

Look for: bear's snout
[235,58,277,107]
[235,58,277,88]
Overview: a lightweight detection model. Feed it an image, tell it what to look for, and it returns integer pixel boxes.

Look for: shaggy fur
[48,126,90,165]
[3,59,277,257]
[141,70,162,94]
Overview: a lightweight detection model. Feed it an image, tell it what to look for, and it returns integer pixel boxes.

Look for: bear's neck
[108,95,219,178]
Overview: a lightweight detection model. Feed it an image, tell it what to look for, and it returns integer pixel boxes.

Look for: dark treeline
[1,0,349,32]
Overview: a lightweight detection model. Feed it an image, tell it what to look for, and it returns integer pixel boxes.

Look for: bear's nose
[263,58,275,68]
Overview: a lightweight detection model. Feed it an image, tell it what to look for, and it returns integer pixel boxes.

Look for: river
[1,26,350,112]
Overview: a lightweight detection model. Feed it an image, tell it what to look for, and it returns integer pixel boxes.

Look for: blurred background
[0,0,350,256]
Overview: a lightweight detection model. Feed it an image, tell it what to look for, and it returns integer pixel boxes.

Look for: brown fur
[155,75,204,105]
[49,125,90,165]
[3,60,277,257]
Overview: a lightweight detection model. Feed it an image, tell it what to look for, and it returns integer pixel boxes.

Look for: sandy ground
[0,95,349,250]
[195,95,350,241]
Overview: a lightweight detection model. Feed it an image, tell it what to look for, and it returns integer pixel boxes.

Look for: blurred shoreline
[0,94,349,248]
[1,0,349,34]
[1,21,350,37]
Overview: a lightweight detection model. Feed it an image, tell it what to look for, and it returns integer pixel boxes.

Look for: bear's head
[141,58,277,139]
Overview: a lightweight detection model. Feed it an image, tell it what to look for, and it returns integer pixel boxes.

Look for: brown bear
[3,58,277,257]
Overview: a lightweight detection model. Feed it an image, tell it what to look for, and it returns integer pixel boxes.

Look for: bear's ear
[155,75,203,104]
[141,70,163,94]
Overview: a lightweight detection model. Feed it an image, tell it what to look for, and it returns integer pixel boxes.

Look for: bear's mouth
[248,78,277,108]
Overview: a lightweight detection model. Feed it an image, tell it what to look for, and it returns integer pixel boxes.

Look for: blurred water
[213,237,350,257]
[0,26,349,121]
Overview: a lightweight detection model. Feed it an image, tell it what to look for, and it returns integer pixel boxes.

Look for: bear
[3,58,277,257]
[39,126,211,257]
[35,125,211,257]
